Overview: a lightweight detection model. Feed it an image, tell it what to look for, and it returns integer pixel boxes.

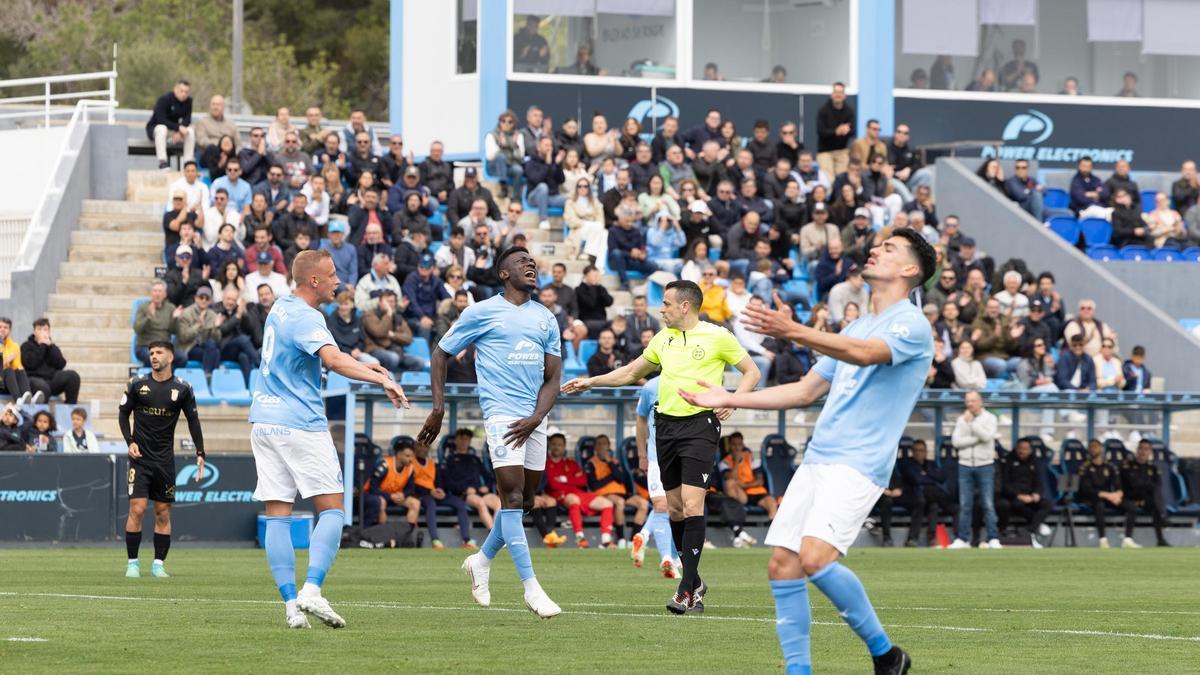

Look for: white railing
[0,69,117,127]
[9,99,116,278]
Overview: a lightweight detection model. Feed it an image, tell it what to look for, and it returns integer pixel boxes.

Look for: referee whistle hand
[127,443,141,460]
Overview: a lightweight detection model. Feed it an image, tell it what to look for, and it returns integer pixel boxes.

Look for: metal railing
[0,69,117,127]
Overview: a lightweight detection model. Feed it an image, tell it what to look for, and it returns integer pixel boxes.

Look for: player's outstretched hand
[127,442,141,460]
[504,415,541,449]
[560,377,593,394]
[383,379,410,409]
[678,380,734,410]
[742,291,798,339]
[417,409,444,447]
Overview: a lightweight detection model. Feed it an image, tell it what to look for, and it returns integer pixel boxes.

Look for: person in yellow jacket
[0,317,35,404]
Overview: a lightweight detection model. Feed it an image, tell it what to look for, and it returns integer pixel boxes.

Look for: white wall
[402,0,480,158]
[0,126,66,216]
[593,12,678,75]
[691,0,851,84]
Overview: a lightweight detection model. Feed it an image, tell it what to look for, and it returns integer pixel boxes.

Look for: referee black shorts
[128,459,176,503]
[654,410,721,491]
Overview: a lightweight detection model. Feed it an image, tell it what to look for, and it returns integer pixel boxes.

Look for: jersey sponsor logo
[253,392,283,406]
[507,338,541,364]
[691,346,706,360]
[138,385,150,395]
[887,323,911,339]
[311,328,330,342]
[252,424,291,436]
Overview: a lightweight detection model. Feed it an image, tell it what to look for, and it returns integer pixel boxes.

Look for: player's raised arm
[680,367,832,411]
[317,344,409,409]
[742,291,893,367]
[561,355,659,394]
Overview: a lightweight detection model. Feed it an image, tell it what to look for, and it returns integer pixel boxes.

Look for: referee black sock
[153,533,171,562]
[678,515,706,596]
[670,518,684,556]
[125,530,141,561]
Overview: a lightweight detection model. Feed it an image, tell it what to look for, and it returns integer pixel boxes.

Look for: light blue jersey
[636,377,659,462]
[438,294,561,419]
[804,300,933,487]
[249,294,336,431]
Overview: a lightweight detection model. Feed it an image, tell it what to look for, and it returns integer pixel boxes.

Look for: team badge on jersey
[170,389,179,402]
[691,346,706,360]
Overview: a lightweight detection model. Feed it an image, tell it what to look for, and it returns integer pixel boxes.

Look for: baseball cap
[1030,298,1045,310]
[327,220,348,234]
[404,165,420,177]
[195,286,213,299]
[464,167,478,178]
[175,244,193,257]
[854,207,871,219]
[172,190,186,199]
[256,250,273,264]
[812,202,827,212]
[961,236,976,247]
[418,253,435,268]
[688,200,710,214]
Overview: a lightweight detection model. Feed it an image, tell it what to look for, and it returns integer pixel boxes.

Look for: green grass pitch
[2,547,1198,673]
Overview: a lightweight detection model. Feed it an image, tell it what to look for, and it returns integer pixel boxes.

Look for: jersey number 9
[261,326,276,377]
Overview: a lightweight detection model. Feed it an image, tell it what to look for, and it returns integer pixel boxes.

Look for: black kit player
[118,340,206,578]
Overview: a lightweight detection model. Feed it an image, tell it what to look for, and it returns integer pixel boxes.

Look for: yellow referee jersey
[642,320,748,417]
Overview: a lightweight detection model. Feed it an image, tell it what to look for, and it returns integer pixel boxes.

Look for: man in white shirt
[202,188,243,248]
[354,253,402,313]
[301,174,331,227]
[949,390,1001,549]
[242,250,291,303]
[167,160,210,213]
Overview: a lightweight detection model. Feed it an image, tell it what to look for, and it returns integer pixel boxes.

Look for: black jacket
[1119,460,1161,499]
[20,336,69,380]
[238,147,269,186]
[419,158,454,198]
[357,241,395,277]
[524,156,564,194]
[816,100,855,153]
[145,91,192,139]
[326,312,367,353]
[898,458,948,493]
[393,240,425,283]
[446,185,500,226]
[747,138,779,172]
[1001,453,1043,499]
[554,131,584,159]
[1111,205,1150,248]
[273,210,319,252]
[163,267,207,308]
[650,132,679,164]
[347,206,391,246]
[244,303,271,349]
[1077,460,1121,501]
[576,283,613,322]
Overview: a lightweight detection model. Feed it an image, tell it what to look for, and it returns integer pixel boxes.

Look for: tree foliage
[2,0,389,119]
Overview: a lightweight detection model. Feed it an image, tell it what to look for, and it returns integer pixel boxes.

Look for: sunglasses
[177,253,193,259]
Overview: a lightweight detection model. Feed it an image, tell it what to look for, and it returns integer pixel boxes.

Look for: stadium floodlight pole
[232,0,245,114]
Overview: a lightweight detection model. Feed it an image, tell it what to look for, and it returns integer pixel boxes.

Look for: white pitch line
[3,591,1200,642]
[7,637,49,642]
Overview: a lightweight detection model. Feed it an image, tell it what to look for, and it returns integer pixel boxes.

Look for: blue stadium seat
[1043,188,1069,210]
[1103,438,1131,464]
[1140,190,1157,213]
[400,371,431,386]
[647,279,665,307]
[436,434,456,464]
[177,368,217,404]
[781,279,808,300]
[210,368,251,405]
[898,435,915,458]
[618,435,639,490]
[1086,245,1119,261]
[984,378,1005,392]
[576,339,598,367]
[1059,439,1087,478]
[1119,245,1150,261]
[1079,218,1112,247]
[574,435,596,466]
[761,434,796,496]
[406,339,432,364]
[1152,247,1181,262]
[1181,247,1200,262]
[561,342,585,377]
[1047,216,1079,244]
[324,371,351,395]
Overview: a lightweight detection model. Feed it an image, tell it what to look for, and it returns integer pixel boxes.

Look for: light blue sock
[481,520,505,560]
[499,509,535,582]
[649,511,678,561]
[305,508,344,588]
[809,562,892,657]
[770,579,813,675]
[264,516,296,602]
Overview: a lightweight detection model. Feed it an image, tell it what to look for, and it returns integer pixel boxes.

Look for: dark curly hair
[888,227,937,289]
